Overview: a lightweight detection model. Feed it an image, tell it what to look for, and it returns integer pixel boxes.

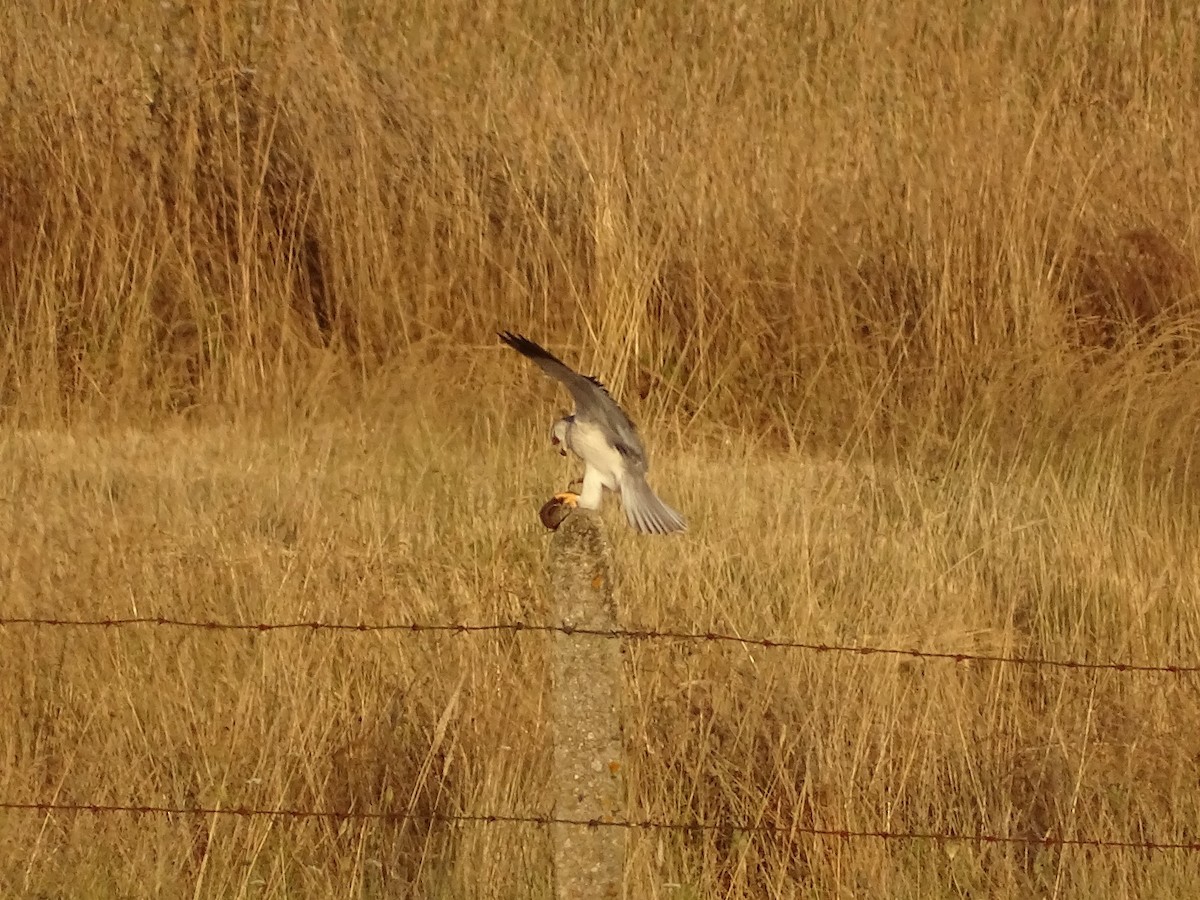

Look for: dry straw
[2,1,1200,897]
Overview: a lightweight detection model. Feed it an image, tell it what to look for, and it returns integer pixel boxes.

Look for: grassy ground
[2,412,1200,898]
[2,0,1200,896]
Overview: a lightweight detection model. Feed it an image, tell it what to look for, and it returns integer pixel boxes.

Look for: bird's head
[549,416,572,457]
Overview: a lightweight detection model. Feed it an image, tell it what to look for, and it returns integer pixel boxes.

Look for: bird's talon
[540,491,579,530]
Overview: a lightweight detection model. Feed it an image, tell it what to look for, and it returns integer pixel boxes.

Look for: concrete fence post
[546,509,624,900]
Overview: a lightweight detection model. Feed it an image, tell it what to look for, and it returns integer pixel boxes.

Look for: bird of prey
[499,331,686,535]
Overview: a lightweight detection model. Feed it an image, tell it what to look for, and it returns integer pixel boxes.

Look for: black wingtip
[498,330,552,360]
[498,331,613,395]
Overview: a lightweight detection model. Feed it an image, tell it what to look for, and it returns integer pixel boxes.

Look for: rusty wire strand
[0,615,1196,674]
[0,800,1196,852]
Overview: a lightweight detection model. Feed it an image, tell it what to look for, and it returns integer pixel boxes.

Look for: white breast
[569,420,624,489]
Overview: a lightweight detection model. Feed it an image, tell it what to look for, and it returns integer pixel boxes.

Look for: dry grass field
[2,0,1200,896]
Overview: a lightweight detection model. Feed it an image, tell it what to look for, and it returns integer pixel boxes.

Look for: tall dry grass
[2,0,1200,896]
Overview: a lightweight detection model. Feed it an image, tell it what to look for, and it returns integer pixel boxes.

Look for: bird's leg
[552,475,584,508]
[575,468,605,510]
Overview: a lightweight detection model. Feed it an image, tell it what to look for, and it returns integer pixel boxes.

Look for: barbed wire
[0,615,1196,674]
[1,800,1196,852]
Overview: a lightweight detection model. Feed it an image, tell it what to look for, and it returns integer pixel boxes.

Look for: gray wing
[498,331,648,467]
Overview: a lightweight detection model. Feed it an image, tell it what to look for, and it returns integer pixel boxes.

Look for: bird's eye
[550,436,560,445]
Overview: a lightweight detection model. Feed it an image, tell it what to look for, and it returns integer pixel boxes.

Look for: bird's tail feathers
[620,474,687,535]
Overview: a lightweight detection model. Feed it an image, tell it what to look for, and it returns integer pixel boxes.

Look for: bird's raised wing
[498,331,648,466]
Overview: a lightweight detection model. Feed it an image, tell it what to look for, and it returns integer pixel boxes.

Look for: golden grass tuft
[2,0,1200,896]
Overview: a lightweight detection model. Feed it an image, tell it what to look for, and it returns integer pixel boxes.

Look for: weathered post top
[547,510,616,630]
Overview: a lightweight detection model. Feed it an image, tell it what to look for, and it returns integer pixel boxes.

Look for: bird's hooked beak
[550,416,572,456]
